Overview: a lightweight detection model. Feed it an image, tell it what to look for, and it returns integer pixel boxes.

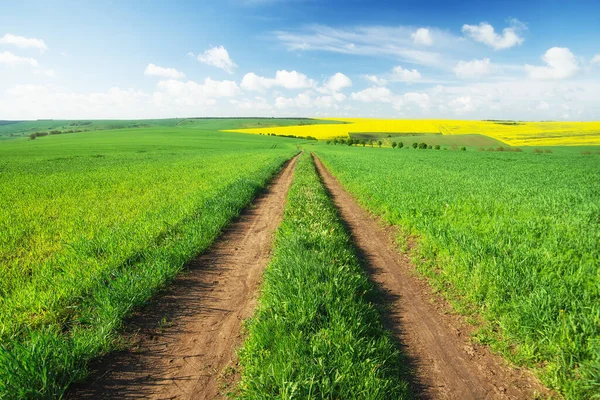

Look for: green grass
[314,144,600,399]
[237,153,409,399]
[0,117,343,139]
[0,126,301,398]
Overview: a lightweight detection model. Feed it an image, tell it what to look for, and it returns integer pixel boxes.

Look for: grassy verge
[237,153,409,399]
[0,150,296,399]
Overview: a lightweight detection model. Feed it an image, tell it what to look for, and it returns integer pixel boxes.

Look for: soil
[313,154,553,400]
[69,154,298,399]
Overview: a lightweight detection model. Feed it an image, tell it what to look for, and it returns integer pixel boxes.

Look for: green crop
[0,126,300,398]
[237,153,409,399]
[315,144,600,399]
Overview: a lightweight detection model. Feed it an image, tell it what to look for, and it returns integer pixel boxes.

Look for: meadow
[229,118,600,146]
[238,153,409,399]
[313,143,600,398]
[0,123,303,397]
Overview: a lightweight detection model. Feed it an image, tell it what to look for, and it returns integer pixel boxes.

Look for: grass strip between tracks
[237,152,409,399]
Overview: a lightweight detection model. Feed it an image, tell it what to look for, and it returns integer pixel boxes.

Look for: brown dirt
[313,154,553,400]
[69,154,298,400]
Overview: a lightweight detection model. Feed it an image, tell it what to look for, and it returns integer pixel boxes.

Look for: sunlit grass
[315,144,600,399]
[238,153,409,399]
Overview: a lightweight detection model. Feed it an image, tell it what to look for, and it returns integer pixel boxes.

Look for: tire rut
[69,154,299,400]
[313,154,552,400]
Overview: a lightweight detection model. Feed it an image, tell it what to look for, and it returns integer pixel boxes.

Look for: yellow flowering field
[227,118,600,146]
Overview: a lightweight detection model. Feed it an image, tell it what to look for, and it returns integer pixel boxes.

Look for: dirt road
[313,154,550,400]
[70,155,298,399]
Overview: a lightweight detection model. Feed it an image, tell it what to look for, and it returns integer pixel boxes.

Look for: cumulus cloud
[196,46,237,73]
[591,54,600,65]
[241,70,315,91]
[350,87,393,102]
[320,72,352,93]
[391,65,421,82]
[525,47,579,80]
[411,28,433,46]
[230,96,272,111]
[362,75,387,86]
[0,33,48,52]
[0,51,39,67]
[453,58,493,79]
[462,20,525,50]
[156,78,239,100]
[144,63,185,79]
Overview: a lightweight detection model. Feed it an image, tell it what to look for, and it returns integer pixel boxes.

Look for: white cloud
[0,33,47,52]
[156,78,239,99]
[0,51,39,67]
[275,92,313,109]
[241,70,315,91]
[350,87,393,102]
[525,47,579,80]
[591,54,600,65]
[230,96,272,111]
[391,65,421,82]
[144,63,185,79]
[276,70,315,89]
[393,92,431,111]
[453,58,493,79]
[320,72,352,93]
[462,20,525,50]
[274,25,457,67]
[411,28,433,46]
[449,96,476,113]
[362,75,387,86]
[196,46,237,74]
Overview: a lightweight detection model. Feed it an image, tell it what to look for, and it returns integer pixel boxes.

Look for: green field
[0,118,342,139]
[1,118,599,399]
[238,153,409,398]
[312,143,600,398]
[0,121,308,397]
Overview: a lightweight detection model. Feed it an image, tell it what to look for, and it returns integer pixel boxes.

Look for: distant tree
[412,142,418,149]
[332,138,338,145]
[398,141,404,149]
[418,142,427,149]
[29,133,37,140]
[434,144,441,150]
[427,145,432,149]
[461,146,467,151]
[339,138,346,145]
[347,138,354,146]
[326,140,331,145]
[391,141,397,149]
[377,140,382,147]
[361,139,366,147]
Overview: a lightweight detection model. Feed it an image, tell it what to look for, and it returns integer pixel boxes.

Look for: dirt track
[313,154,551,400]
[69,155,298,399]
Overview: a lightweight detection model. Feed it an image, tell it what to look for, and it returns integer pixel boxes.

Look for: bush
[377,140,382,147]
[434,145,441,150]
[412,142,418,149]
[427,145,432,149]
[418,142,427,149]
[391,141,397,149]
[398,141,404,149]
[29,133,36,140]
[460,147,466,151]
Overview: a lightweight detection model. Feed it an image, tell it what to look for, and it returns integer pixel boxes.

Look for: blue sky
[1,0,599,120]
